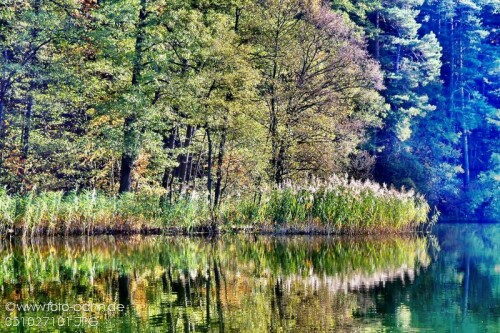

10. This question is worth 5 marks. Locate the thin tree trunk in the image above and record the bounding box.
[161,126,177,203]
[375,10,380,60]
[185,152,195,190]
[270,81,280,184]
[269,24,281,186]
[119,0,147,193]
[205,262,211,328]
[166,126,183,200]
[235,7,241,32]
[206,126,213,210]
[0,97,7,173]
[450,16,455,117]
[189,151,200,188]
[190,133,206,189]
[17,0,41,185]
[182,271,190,332]
[462,255,470,316]
[119,114,139,193]
[463,127,470,189]
[458,10,470,191]
[214,125,227,208]
[213,258,225,332]
[275,143,285,185]
[177,124,196,194]
[0,98,4,157]
[21,92,33,160]
[21,0,40,161]
[395,42,402,73]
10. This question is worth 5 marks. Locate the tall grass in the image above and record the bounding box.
[218,175,432,233]
[0,176,433,236]
[0,188,211,236]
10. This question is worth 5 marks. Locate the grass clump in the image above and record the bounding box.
[218,175,432,233]
[0,175,432,236]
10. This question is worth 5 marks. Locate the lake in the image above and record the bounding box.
[0,224,498,332]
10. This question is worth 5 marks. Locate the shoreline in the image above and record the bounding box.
[1,223,433,238]
[0,180,432,238]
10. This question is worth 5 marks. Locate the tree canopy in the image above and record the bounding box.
[0,0,498,220]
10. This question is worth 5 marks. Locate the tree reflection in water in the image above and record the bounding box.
[0,227,497,332]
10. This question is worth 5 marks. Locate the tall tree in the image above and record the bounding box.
[0,0,82,190]
[245,0,384,184]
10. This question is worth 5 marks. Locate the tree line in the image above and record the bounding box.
[0,0,498,220]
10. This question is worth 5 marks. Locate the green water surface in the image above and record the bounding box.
[0,224,498,332]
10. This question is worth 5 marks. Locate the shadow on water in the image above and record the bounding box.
[0,224,498,332]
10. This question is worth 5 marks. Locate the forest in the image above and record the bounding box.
[0,0,498,233]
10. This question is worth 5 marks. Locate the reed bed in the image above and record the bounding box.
[0,189,210,236]
[0,176,432,236]
[218,176,432,233]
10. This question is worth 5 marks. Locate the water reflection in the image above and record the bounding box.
[0,225,497,332]
[357,224,500,332]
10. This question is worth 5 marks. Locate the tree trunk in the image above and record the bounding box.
[19,0,39,164]
[119,114,139,193]
[21,92,33,160]
[118,0,147,193]
[395,42,402,73]
[213,258,225,332]
[462,255,470,316]
[274,278,285,325]
[206,126,213,209]
[160,127,178,205]
[161,127,177,190]
[269,24,281,186]
[0,98,4,148]
[190,132,206,189]
[118,274,131,310]
[182,270,191,331]
[235,7,241,32]
[178,125,196,193]
[463,128,470,189]
[375,10,380,60]
[205,262,211,328]
[275,143,285,185]
[0,98,4,170]
[458,10,470,191]
[214,126,227,208]
[449,16,455,119]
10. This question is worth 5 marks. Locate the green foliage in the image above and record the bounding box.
[333,0,500,218]
[468,153,500,220]
[0,0,497,223]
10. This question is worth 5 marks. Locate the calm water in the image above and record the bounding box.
[0,224,498,332]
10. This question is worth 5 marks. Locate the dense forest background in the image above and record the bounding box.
[0,0,498,221]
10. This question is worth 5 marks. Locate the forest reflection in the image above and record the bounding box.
[0,227,500,332]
